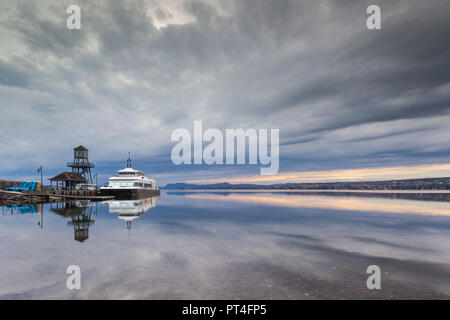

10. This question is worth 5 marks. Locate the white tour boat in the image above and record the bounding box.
[100,155,160,199]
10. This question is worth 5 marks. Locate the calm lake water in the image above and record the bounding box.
[0,191,449,299]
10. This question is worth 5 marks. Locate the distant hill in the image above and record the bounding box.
[164,182,233,189]
[163,177,450,190]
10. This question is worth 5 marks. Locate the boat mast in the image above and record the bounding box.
[127,152,132,168]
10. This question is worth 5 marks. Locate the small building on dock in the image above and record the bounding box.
[49,171,87,191]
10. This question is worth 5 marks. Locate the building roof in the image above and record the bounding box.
[51,206,86,217]
[49,171,87,182]
[118,167,142,173]
[74,145,88,151]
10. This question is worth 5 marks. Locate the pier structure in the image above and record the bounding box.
[0,189,113,206]
[0,145,159,206]
[67,146,95,184]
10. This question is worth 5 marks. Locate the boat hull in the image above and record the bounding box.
[100,188,160,200]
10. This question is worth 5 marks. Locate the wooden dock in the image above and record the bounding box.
[0,189,114,206]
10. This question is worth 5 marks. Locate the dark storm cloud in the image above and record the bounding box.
[0,0,449,183]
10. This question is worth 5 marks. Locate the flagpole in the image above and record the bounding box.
[38,165,43,190]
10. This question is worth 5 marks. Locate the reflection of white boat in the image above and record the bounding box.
[105,197,157,233]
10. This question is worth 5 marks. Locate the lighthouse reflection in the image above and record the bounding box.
[105,197,158,235]
[50,200,96,243]
[46,197,158,242]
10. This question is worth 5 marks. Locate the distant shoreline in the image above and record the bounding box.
[164,189,450,203]
[163,177,450,191]
[164,189,450,194]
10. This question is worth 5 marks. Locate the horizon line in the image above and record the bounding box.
[182,163,450,185]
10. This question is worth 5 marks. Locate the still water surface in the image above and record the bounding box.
[0,191,449,299]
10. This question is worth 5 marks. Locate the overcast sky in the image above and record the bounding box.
[0,0,449,185]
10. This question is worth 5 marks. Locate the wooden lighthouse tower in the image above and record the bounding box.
[67,146,95,184]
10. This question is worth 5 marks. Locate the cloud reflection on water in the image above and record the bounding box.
[184,192,450,216]
[0,192,449,299]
